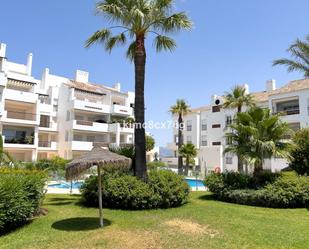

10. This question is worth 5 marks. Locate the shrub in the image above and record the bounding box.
[147,161,166,171]
[206,171,309,208]
[81,170,189,210]
[148,170,190,208]
[0,169,46,233]
[289,128,309,175]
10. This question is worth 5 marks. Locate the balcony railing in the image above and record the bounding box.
[4,136,34,145]
[274,109,300,116]
[6,111,37,121]
[38,141,51,147]
[75,119,108,126]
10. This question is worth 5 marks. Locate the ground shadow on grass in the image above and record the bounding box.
[198,193,216,201]
[52,217,111,231]
[47,201,74,206]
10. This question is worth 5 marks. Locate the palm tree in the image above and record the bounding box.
[223,85,255,172]
[179,143,197,176]
[223,85,255,113]
[225,107,292,174]
[170,99,191,175]
[273,35,309,78]
[85,0,192,181]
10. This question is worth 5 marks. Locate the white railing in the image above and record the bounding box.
[111,104,133,116]
[73,120,109,132]
[4,88,37,103]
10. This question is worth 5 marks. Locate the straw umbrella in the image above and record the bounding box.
[65,145,131,227]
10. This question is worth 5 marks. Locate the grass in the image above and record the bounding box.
[1,192,309,249]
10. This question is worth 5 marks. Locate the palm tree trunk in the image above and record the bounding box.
[237,156,243,173]
[237,107,243,173]
[253,161,263,176]
[134,36,147,181]
[184,159,189,176]
[178,114,184,175]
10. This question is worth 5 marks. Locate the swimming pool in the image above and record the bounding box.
[185,179,205,188]
[48,178,205,189]
[48,181,83,189]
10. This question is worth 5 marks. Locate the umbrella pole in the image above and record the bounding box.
[97,166,103,227]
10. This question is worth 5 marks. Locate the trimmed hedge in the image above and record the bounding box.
[80,170,189,210]
[0,169,46,234]
[205,171,309,208]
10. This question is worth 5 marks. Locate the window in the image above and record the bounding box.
[201,119,207,130]
[53,105,58,112]
[225,115,232,126]
[86,136,95,142]
[39,115,50,128]
[187,136,192,144]
[186,120,192,131]
[66,111,71,121]
[212,106,221,112]
[226,156,233,164]
[212,141,221,146]
[212,124,221,128]
[201,135,207,146]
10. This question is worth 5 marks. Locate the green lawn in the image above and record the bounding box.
[1,192,309,249]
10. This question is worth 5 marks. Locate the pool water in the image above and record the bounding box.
[48,182,83,189]
[48,179,205,189]
[185,179,205,188]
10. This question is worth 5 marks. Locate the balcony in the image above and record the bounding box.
[38,141,58,150]
[71,141,109,151]
[274,99,300,116]
[111,104,133,116]
[4,88,37,103]
[1,110,38,126]
[73,120,109,133]
[2,135,36,149]
[275,109,300,116]
[108,123,134,134]
[73,99,110,113]
[39,121,58,132]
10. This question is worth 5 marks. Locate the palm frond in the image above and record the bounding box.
[161,12,192,32]
[126,41,137,61]
[85,29,111,48]
[105,33,127,52]
[153,35,176,52]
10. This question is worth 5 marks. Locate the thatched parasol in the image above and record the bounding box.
[65,145,131,227]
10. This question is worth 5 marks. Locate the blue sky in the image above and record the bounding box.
[0,0,308,146]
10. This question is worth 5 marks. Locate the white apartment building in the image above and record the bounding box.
[0,43,135,162]
[165,79,309,176]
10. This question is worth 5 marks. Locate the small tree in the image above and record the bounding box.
[225,107,292,174]
[170,99,191,175]
[146,134,155,152]
[223,85,255,173]
[289,128,309,175]
[179,143,197,176]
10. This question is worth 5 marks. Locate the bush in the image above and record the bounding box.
[290,128,309,175]
[148,170,190,208]
[81,170,189,210]
[205,171,309,208]
[147,161,166,171]
[0,169,46,233]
